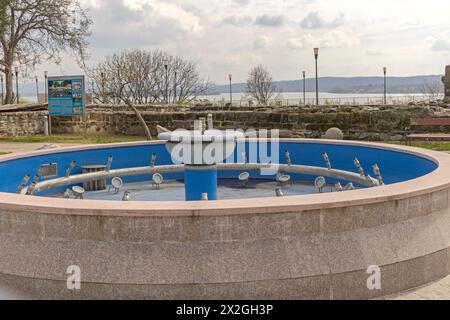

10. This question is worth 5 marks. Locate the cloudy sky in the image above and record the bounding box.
[40,0,450,84]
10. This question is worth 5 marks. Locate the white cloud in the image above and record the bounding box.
[429,31,450,51]
[222,15,253,26]
[320,30,359,48]
[37,0,450,83]
[255,14,285,27]
[300,12,345,29]
[365,49,385,56]
[287,31,359,49]
[125,0,203,34]
[286,35,314,49]
[232,0,251,5]
[88,0,203,50]
[253,36,271,49]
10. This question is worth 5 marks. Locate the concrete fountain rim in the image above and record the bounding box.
[0,138,448,217]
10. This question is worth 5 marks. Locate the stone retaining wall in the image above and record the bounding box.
[50,104,441,141]
[0,111,47,137]
[2,103,450,140]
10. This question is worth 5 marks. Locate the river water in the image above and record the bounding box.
[23,92,438,105]
[199,92,437,105]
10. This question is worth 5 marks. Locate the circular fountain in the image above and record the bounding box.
[0,117,449,299]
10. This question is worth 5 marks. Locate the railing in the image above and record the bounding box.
[197,94,445,108]
[88,94,445,109]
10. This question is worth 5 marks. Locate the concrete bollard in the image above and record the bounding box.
[207,114,214,130]
[44,116,49,136]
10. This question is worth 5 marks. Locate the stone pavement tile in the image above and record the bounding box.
[383,276,450,300]
[391,293,429,300]
[413,283,450,300]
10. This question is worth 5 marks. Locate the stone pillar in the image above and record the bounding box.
[442,65,450,99]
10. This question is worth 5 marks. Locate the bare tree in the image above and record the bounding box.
[89,49,212,105]
[88,49,213,140]
[245,64,279,106]
[0,1,9,34]
[0,0,92,104]
[89,51,152,140]
[421,79,444,101]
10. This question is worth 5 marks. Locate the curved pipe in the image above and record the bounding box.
[30,163,378,194]
[219,163,378,187]
[31,165,185,194]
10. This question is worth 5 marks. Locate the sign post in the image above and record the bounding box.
[47,75,86,135]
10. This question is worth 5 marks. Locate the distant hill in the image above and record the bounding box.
[204,75,444,95]
[17,74,444,100]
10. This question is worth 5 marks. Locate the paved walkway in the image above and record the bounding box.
[0,142,79,155]
[382,276,450,300]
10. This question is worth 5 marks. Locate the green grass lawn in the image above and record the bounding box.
[0,151,10,156]
[0,135,146,145]
[386,141,450,151]
[1,134,450,153]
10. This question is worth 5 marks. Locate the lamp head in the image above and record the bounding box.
[228,74,232,81]
[163,57,169,67]
[314,47,319,57]
[14,66,18,73]
[383,67,387,74]
[44,71,48,77]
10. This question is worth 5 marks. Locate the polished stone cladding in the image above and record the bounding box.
[0,140,448,299]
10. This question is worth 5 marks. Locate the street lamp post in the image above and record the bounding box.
[35,76,39,102]
[100,71,105,104]
[91,80,95,104]
[314,48,319,106]
[173,71,177,104]
[228,74,233,106]
[14,67,19,104]
[44,70,50,135]
[44,71,48,103]
[383,67,387,105]
[163,57,169,104]
[1,75,3,105]
[302,71,306,106]
[111,77,116,105]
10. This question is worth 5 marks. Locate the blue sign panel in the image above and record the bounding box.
[48,75,85,116]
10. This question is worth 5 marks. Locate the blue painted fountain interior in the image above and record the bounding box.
[0,142,438,198]
[184,165,218,201]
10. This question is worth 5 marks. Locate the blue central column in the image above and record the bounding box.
[184,165,218,201]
